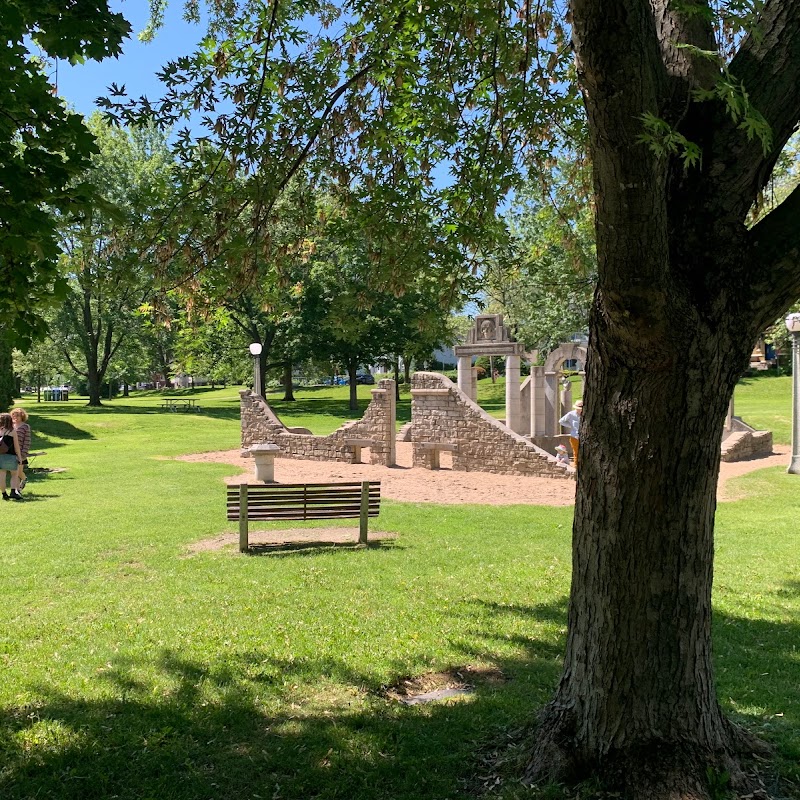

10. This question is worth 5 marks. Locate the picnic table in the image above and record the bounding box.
[160,398,201,412]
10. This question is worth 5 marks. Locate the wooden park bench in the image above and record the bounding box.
[227,481,381,552]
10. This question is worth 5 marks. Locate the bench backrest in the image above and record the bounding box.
[226,481,381,522]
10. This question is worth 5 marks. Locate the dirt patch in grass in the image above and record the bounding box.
[382,664,506,704]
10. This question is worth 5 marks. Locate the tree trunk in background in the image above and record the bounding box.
[0,335,14,411]
[347,359,358,410]
[282,362,295,401]
[393,357,401,401]
[403,356,411,387]
[86,362,102,407]
[123,381,129,397]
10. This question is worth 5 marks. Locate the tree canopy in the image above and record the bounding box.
[0,0,130,346]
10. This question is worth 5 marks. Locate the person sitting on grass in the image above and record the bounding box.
[0,412,23,501]
[11,408,30,492]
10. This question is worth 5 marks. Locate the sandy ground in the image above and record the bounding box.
[178,441,791,508]
[181,442,790,551]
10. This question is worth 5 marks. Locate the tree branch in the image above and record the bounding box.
[570,0,672,293]
[716,0,800,218]
[746,182,800,331]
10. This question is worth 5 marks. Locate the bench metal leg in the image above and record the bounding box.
[359,480,369,545]
[239,484,249,552]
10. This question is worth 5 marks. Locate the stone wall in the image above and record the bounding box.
[240,379,396,465]
[410,372,573,479]
[720,430,773,462]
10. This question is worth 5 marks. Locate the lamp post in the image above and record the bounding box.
[786,313,800,475]
[249,342,263,397]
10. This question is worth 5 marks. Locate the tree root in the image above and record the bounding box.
[523,704,774,800]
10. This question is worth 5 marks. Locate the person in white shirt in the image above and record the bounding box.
[559,400,583,467]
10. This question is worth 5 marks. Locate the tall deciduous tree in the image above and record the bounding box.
[55,119,173,406]
[0,0,130,346]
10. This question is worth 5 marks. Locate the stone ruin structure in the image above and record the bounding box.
[239,318,771,476]
[454,313,526,433]
[410,372,572,478]
[241,379,397,466]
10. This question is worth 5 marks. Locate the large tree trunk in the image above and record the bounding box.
[86,362,103,407]
[528,299,762,795]
[347,359,358,411]
[524,2,800,795]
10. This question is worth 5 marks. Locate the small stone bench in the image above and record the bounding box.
[417,441,457,470]
[344,437,372,464]
[249,444,282,482]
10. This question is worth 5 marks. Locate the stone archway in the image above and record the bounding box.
[453,314,526,433]
[529,342,587,441]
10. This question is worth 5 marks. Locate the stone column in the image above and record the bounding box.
[457,356,472,396]
[561,381,573,418]
[471,367,478,402]
[725,397,735,432]
[529,366,546,437]
[505,354,522,433]
[385,379,397,466]
[544,372,558,436]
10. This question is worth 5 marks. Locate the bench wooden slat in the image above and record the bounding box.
[227,505,380,517]
[226,488,380,500]
[228,499,381,511]
[232,481,372,490]
[230,481,381,551]
[228,510,380,521]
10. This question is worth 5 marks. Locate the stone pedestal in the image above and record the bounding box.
[249,443,281,482]
[505,354,521,433]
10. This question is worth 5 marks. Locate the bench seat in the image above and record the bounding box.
[227,481,381,551]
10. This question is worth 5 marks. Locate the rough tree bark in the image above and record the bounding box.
[526,2,800,797]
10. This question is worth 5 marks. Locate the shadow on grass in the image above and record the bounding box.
[244,539,403,557]
[0,599,569,800]
[2,601,798,799]
[27,401,243,423]
[26,416,95,450]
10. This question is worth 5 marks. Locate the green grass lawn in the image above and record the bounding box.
[734,373,794,445]
[0,381,798,799]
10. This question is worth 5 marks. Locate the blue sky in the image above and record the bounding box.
[54,1,204,117]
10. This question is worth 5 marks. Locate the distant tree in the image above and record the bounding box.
[53,119,173,406]
[0,335,14,410]
[487,161,596,354]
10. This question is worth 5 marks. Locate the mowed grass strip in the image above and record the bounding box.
[0,382,797,799]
